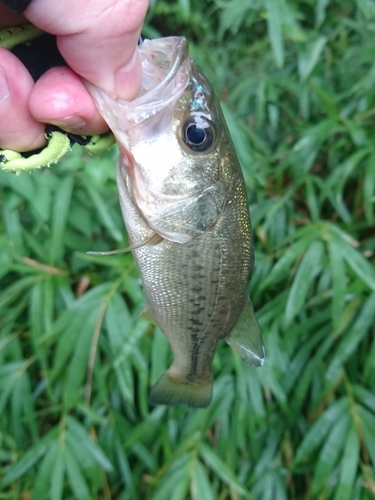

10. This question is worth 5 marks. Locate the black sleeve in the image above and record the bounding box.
[12,34,67,81]
[0,0,33,14]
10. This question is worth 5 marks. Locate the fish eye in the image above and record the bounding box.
[181,116,215,152]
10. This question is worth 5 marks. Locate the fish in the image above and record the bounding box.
[86,37,265,408]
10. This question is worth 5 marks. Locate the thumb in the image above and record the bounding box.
[24,0,149,99]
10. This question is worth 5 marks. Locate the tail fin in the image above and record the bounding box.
[149,371,213,408]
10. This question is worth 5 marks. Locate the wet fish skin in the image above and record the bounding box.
[88,38,264,408]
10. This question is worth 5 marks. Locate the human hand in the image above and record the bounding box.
[0,0,149,152]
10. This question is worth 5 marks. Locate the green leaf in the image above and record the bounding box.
[341,243,375,292]
[1,439,49,486]
[299,37,327,81]
[315,0,331,27]
[150,455,190,500]
[285,240,324,323]
[358,405,375,467]
[291,118,338,172]
[326,293,375,381]
[200,444,250,498]
[85,182,123,242]
[0,274,43,309]
[266,0,284,68]
[33,440,59,500]
[353,385,375,413]
[66,416,113,472]
[64,447,91,500]
[294,398,348,462]
[2,203,25,255]
[356,0,375,18]
[310,79,340,118]
[50,449,65,500]
[261,226,318,289]
[327,237,346,331]
[333,424,360,500]
[191,460,216,500]
[49,176,74,265]
[150,327,170,386]
[312,413,350,494]
[364,153,375,223]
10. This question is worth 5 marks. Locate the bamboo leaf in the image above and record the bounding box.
[266,0,284,68]
[85,182,123,242]
[50,449,65,500]
[66,416,113,472]
[312,413,350,494]
[294,398,348,462]
[150,455,190,500]
[326,293,375,381]
[33,440,59,500]
[285,240,324,323]
[1,439,49,486]
[64,447,91,500]
[200,444,250,498]
[327,237,346,331]
[333,424,360,500]
[299,37,327,81]
[49,176,74,265]
[191,460,216,500]
[261,227,317,289]
[357,405,375,467]
[341,244,375,292]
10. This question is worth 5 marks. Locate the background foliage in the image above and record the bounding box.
[1,0,375,498]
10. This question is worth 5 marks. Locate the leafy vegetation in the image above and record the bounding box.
[1,0,375,498]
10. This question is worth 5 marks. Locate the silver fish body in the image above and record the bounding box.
[87,37,264,408]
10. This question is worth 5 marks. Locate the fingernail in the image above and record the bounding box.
[0,70,10,101]
[114,51,142,100]
[53,115,87,130]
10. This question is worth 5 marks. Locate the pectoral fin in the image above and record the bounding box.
[226,298,265,367]
[87,233,163,256]
[139,304,157,325]
[149,186,226,243]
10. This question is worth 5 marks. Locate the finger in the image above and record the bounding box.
[24,0,149,99]
[58,33,143,101]
[29,67,108,135]
[0,47,46,151]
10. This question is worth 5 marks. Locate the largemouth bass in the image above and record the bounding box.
[87,37,264,408]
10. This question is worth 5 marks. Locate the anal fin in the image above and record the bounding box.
[225,297,265,367]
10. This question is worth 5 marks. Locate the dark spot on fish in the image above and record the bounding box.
[187,325,201,334]
[189,318,204,326]
[195,306,205,314]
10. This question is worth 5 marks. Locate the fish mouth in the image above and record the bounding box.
[137,37,190,107]
[86,37,191,146]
